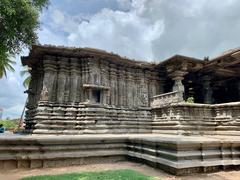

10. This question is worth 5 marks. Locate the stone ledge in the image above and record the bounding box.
[0,134,240,175]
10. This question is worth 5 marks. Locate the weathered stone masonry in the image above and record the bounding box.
[22,45,240,135]
[23,46,163,134]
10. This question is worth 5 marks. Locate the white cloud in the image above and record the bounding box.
[2,0,240,118]
[39,0,240,60]
[40,2,165,61]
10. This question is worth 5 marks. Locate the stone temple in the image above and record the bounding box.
[21,45,240,135]
[1,45,239,175]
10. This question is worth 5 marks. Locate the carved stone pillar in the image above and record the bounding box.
[127,68,134,108]
[172,76,185,92]
[170,71,186,92]
[170,71,187,101]
[57,58,68,103]
[81,58,90,102]
[139,70,148,107]
[69,58,79,103]
[41,56,57,102]
[117,67,123,107]
[145,70,152,106]
[202,75,213,104]
[109,64,117,106]
[100,61,109,105]
[134,69,141,107]
[125,69,131,107]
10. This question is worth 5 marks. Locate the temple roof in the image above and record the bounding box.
[22,45,240,75]
[199,48,240,78]
[21,44,156,69]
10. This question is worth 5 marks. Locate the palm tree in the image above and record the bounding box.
[20,67,31,88]
[0,53,15,78]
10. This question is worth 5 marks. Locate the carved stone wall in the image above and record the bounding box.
[24,55,161,134]
[152,102,240,136]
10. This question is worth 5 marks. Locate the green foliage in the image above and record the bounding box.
[186,97,194,103]
[0,50,15,77]
[0,0,48,77]
[20,66,31,88]
[0,119,18,129]
[21,169,155,180]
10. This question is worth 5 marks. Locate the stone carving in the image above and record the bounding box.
[40,86,49,101]
[151,91,184,108]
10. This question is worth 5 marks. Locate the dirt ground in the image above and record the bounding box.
[0,161,240,180]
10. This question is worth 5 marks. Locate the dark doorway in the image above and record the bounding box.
[92,90,101,103]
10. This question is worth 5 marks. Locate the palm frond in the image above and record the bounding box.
[23,76,31,88]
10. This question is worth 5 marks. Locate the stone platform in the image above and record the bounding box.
[0,134,240,175]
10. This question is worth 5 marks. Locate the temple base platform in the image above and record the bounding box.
[0,134,240,175]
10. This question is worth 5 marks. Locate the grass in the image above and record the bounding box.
[0,119,18,129]
[21,169,155,180]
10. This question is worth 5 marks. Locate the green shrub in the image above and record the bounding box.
[186,97,194,103]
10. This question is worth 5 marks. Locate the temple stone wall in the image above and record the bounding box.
[152,102,240,136]
[24,55,161,134]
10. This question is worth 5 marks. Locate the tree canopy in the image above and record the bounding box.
[0,0,48,77]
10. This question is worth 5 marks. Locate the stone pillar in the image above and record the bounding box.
[81,58,90,102]
[139,70,148,107]
[170,71,186,92]
[172,76,185,92]
[127,68,134,108]
[109,64,118,106]
[117,68,123,107]
[122,69,127,107]
[41,56,57,102]
[75,58,82,103]
[170,71,187,101]
[69,58,79,103]
[134,69,141,107]
[145,70,152,106]
[100,61,109,105]
[125,69,130,107]
[57,58,68,103]
[202,75,213,104]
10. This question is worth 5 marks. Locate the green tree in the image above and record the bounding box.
[0,0,49,77]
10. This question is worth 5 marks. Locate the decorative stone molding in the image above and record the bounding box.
[152,102,240,136]
[151,91,184,108]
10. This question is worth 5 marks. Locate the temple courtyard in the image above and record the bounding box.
[1,161,240,180]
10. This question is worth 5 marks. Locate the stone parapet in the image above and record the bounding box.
[151,91,184,108]
[152,102,240,136]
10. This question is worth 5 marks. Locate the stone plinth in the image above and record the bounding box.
[1,134,240,175]
[25,101,152,134]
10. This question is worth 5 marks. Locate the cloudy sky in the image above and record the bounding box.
[1,0,240,118]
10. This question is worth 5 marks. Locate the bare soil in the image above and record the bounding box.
[0,161,240,180]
